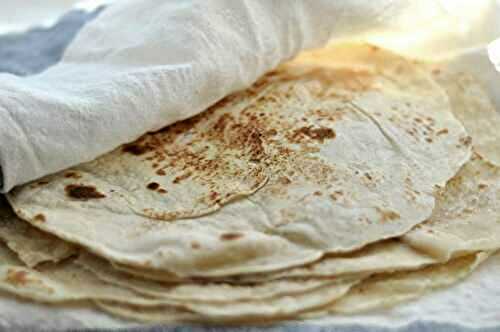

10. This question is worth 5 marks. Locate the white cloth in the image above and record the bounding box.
[0,0,490,192]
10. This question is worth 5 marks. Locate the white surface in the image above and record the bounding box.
[0,0,466,193]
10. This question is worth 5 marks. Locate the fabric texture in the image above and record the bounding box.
[0,0,472,193]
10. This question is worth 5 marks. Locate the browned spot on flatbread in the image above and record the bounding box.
[147,182,160,190]
[478,183,488,190]
[290,126,336,143]
[173,171,193,184]
[376,207,401,223]
[432,68,441,75]
[460,136,472,147]
[158,189,168,194]
[266,129,278,136]
[436,128,449,136]
[64,172,81,179]
[65,185,106,200]
[278,176,292,185]
[5,269,30,286]
[122,143,151,156]
[220,233,244,241]
[191,242,201,249]
[33,214,46,223]
[156,169,166,176]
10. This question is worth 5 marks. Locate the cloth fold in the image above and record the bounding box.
[0,0,496,192]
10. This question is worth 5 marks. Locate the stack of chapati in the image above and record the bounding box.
[1,43,500,324]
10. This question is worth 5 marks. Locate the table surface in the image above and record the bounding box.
[0,8,498,332]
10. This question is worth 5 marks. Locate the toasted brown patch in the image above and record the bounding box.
[122,143,151,156]
[459,136,472,147]
[330,190,343,201]
[436,128,449,136]
[64,172,81,179]
[158,189,168,194]
[278,176,292,185]
[65,185,106,200]
[33,214,46,223]
[290,126,336,143]
[147,182,160,190]
[220,233,244,241]
[191,242,201,249]
[173,171,193,184]
[478,183,488,190]
[5,269,30,286]
[376,207,401,223]
[156,169,166,176]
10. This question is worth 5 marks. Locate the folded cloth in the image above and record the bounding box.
[0,0,486,192]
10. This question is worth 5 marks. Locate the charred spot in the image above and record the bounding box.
[313,191,322,196]
[425,138,433,143]
[33,214,46,223]
[266,129,278,136]
[364,173,372,181]
[65,184,106,200]
[212,113,234,133]
[156,169,166,176]
[64,171,81,179]
[158,189,168,194]
[460,136,472,147]
[173,171,193,184]
[478,183,488,190]
[122,143,151,156]
[191,241,201,249]
[147,182,160,190]
[291,126,336,143]
[436,128,449,136]
[278,176,292,185]
[220,232,244,241]
[209,191,220,201]
[5,269,30,286]
[330,190,343,202]
[37,181,49,186]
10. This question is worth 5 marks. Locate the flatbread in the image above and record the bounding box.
[0,240,362,321]
[111,240,434,283]
[109,153,500,284]
[403,154,500,260]
[95,253,488,322]
[318,252,489,315]
[7,44,470,277]
[76,251,347,303]
[0,196,77,267]
[429,67,500,165]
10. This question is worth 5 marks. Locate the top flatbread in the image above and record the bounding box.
[7,44,470,277]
